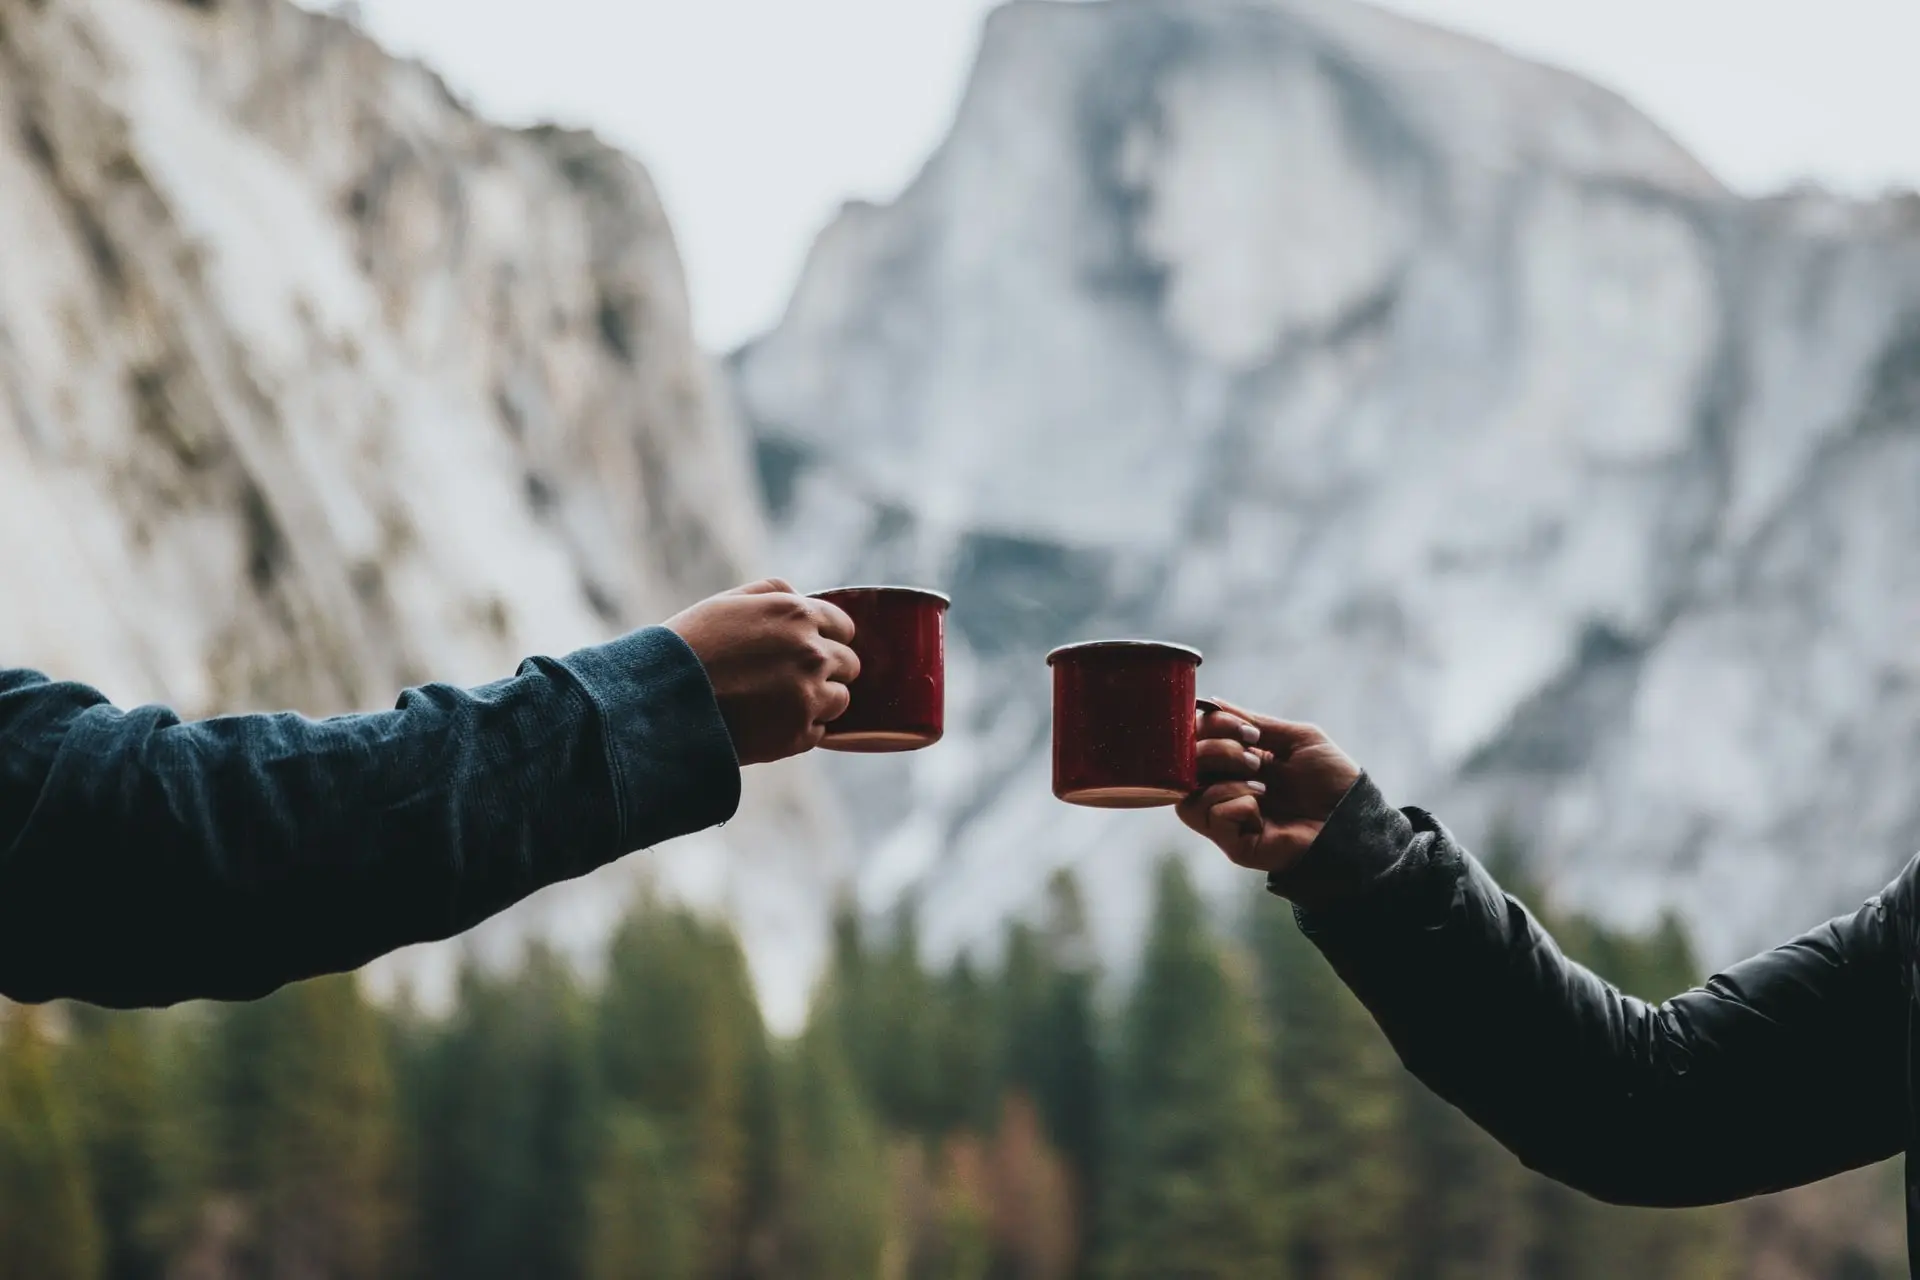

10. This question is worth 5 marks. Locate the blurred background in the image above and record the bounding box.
[3,0,1917,1275]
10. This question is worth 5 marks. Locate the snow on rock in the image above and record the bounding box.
[735,0,1920,975]
[0,0,844,1032]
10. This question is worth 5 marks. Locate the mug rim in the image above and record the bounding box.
[809,585,951,606]
[1046,639,1203,665]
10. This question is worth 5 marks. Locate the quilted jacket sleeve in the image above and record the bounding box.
[1282,776,1909,1206]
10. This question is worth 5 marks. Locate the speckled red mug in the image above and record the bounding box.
[811,586,949,753]
[1048,640,1209,808]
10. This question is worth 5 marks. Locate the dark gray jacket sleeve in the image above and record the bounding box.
[0,626,739,1008]
[1279,776,1909,1206]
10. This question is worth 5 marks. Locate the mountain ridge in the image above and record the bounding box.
[0,0,845,1030]
[735,0,1920,975]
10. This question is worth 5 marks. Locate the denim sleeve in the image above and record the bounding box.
[0,626,739,1007]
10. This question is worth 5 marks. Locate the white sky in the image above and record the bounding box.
[340,0,1920,352]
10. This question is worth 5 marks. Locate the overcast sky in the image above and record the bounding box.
[342,0,1920,352]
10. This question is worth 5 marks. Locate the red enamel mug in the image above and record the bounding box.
[1048,640,1212,808]
[811,586,949,753]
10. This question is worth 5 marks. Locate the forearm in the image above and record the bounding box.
[0,627,739,1007]
[1281,778,1906,1205]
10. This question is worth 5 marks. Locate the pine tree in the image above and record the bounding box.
[823,902,876,1099]
[982,1093,1077,1280]
[64,1005,164,1280]
[826,899,966,1139]
[205,974,398,1279]
[585,1107,699,1280]
[0,1005,103,1280]
[771,1023,890,1279]
[598,896,766,1276]
[1250,903,1409,1279]
[413,949,599,1280]
[382,982,436,1280]
[1036,872,1104,1275]
[1102,857,1286,1279]
[928,1133,995,1280]
[872,904,944,1133]
[995,872,1103,1276]
[999,923,1049,1099]
[130,1005,223,1275]
[930,955,997,1136]
[737,1006,783,1278]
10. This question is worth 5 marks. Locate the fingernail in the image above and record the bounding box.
[1243,751,1262,772]
[1247,780,1267,794]
[1238,724,1260,745]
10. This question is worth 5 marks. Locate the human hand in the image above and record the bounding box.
[665,579,860,766]
[1176,700,1362,875]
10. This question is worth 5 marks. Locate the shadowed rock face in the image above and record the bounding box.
[734,0,1920,972]
[0,0,843,1030]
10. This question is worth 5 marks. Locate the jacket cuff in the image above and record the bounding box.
[1266,772,1416,911]
[556,626,741,852]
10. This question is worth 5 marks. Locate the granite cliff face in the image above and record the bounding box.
[734,0,1920,970]
[8,0,1917,1009]
[0,0,843,1027]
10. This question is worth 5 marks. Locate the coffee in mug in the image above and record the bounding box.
[811,586,949,752]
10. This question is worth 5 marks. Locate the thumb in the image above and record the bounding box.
[731,577,796,596]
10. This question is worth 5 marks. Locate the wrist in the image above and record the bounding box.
[1264,772,1411,911]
